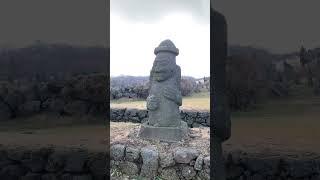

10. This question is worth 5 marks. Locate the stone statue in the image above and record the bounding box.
[139,39,188,142]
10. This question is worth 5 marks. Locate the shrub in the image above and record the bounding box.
[226,55,270,111]
[180,78,197,96]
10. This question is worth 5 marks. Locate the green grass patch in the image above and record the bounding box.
[110,91,210,110]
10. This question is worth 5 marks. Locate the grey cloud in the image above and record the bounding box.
[214,0,320,53]
[0,0,108,47]
[111,0,210,24]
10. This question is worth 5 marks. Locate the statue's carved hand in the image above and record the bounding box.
[147,95,159,111]
[163,87,178,102]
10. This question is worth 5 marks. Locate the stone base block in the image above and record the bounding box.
[139,121,189,142]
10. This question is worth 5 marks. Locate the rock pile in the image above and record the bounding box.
[111,145,210,180]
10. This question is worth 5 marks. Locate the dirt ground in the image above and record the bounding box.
[110,122,210,156]
[110,121,320,159]
[0,125,108,151]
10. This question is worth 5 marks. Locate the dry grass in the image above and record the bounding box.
[0,114,108,151]
[227,93,320,155]
[110,122,210,156]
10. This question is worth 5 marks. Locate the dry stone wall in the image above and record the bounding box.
[1,145,320,179]
[224,151,320,180]
[110,143,320,180]
[0,74,108,121]
[0,146,108,180]
[110,108,210,128]
[110,144,210,180]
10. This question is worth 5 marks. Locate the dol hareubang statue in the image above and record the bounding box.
[147,40,182,127]
[139,39,188,142]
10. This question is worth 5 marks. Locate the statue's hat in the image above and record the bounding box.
[154,39,179,56]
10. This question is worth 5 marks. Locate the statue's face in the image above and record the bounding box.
[151,57,175,82]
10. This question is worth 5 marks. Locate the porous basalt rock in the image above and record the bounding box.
[110,144,125,161]
[140,146,159,178]
[173,148,200,164]
[159,152,175,168]
[125,146,140,162]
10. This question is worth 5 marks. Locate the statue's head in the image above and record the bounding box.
[151,57,176,82]
[151,39,179,82]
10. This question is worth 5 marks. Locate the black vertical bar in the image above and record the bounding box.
[211,6,230,180]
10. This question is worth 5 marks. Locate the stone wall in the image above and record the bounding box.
[110,144,320,180]
[0,146,108,180]
[110,108,210,127]
[224,151,320,180]
[110,77,204,100]
[1,145,320,180]
[110,144,210,180]
[0,74,108,121]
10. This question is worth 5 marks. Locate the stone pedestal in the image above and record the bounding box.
[139,121,188,142]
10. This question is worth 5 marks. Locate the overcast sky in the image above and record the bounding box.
[214,0,320,54]
[0,0,108,48]
[2,1,318,76]
[110,0,210,78]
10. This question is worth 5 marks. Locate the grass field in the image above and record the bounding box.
[110,91,210,110]
[0,114,108,151]
[228,94,320,155]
